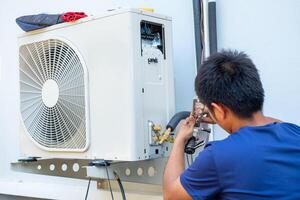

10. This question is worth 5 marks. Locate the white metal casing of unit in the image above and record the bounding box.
[19,9,175,161]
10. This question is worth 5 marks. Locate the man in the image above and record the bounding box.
[163,50,300,200]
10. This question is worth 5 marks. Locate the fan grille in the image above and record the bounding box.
[19,39,88,150]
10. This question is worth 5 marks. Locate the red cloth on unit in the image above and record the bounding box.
[62,12,87,22]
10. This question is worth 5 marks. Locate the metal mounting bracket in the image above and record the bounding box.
[11,157,168,185]
[85,157,167,185]
[11,129,209,185]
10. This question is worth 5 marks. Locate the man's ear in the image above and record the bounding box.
[211,102,226,121]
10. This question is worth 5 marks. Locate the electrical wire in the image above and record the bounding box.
[114,171,126,200]
[104,162,114,200]
[84,177,91,200]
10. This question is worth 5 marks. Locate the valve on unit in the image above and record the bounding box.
[150,98,212,154]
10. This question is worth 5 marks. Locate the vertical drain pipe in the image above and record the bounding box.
[192,0,202,72]
[208,0,218,55]
[193,0,218,69]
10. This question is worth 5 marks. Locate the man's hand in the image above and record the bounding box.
[176,116,196,143]
[164,115,195,200]
[163,108,214,200]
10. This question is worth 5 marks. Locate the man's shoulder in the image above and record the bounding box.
[205,122,300,163]
[208,122,300,147]
[279,122,300,131]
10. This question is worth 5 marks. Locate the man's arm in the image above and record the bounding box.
[163,116,195,200]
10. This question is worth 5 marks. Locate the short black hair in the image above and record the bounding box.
[195,50,264,118]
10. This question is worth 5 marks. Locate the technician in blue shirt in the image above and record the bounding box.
[163,50,300,200]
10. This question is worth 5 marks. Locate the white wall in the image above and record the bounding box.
[1,0,300,199]
[0,0,196,199]
[214,0,300,140]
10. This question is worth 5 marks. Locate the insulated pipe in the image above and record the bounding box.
[166,111,191,131]
[192,0,202,71]
[159,111,190,144]
[208,0,218,54]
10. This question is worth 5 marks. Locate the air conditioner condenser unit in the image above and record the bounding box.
[18,9,175,161]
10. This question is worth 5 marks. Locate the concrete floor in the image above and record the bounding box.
[0,195,49,200]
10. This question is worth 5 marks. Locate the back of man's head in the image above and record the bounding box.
[195,50,264,119]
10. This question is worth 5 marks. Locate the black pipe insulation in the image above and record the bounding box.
[208,1,218,55]
[193,0,202,71]
[166,111,191,131]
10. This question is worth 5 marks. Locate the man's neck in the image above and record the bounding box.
[231,112,281,133]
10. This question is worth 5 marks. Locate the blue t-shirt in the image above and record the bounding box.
[180,122,300,200]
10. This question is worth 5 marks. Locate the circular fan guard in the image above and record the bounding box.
[19,39,88,150]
